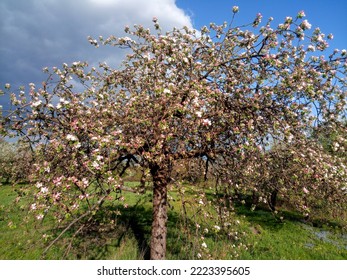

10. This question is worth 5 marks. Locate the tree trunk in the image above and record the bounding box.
[150,163,169,260]
[268,189,278,212]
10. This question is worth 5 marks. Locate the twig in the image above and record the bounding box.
[42,194,108,257]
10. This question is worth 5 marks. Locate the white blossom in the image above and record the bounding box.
[123,37,131,41]
[307,45,315,52]
[40,187,49,194]
[163,88,171,95]
[36,214,44,220]
[82,178,89,186]
[96,155,103,161]
[32,100,42,107]
[301,20,312,30]
[66,134,78,141]
[202,119,211,126]
[316,34,324,43]
[92,161,100,169]
[60,98,70,105]
[214,225,221,232]
[232,6,239,13]
[74,142,81,148]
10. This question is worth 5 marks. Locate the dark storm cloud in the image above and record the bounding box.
[0,0,192,90]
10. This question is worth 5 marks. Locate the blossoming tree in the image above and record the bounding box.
[0,139,32,184]
[1,8,346,259]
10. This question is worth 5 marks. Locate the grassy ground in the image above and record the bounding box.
[0,182,346,260]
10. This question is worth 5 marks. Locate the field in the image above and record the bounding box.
[0,182,346,260]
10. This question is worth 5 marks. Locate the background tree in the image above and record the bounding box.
[0,138,32,184]
[312,120,347,158]
[247,141,347,216]
[1,9,346,259]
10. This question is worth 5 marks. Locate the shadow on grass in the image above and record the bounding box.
[233,200,305,232]
[47,202,186,260]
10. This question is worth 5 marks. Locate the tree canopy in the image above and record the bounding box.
[1,9,346,259]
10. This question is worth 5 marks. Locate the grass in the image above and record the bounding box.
[0,182,346,260]
[0,183,63,259]
[235,205,347,259]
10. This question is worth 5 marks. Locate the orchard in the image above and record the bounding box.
[1,8,346,259]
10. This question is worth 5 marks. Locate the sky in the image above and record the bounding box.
[1,0,346,102]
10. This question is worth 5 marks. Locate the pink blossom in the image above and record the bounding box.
[53,192,61,201]
[70,176,78,183]
[297,10,306,18]
[53,176,63,186]
[71,119,79,129]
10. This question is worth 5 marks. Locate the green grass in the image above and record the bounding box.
[0,183,346,260]
[0,183,63,259]
[235,206,347,259]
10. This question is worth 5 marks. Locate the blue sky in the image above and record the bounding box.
[177,0,347,50]
[0,0,346,99]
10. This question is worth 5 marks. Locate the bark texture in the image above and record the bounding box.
[150,164,169,260]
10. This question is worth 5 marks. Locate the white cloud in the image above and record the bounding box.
[89,0,121,5]
[0,0,192,88]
